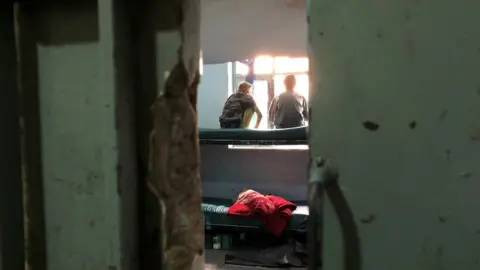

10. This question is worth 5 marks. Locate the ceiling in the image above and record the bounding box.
[201,0,307,64]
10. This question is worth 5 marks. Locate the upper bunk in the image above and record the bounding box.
[199,0,308,145]
[198,126,308,145]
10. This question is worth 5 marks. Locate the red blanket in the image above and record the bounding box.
[265,195,297,237]
[227,190,296,236]
[227,189,275,219]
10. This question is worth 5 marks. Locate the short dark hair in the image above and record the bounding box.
[284,74,296,90]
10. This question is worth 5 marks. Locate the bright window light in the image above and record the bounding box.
[235,61,249,75]
[236,56,308,76]
[253,56,274,74]
[274,57,309,73]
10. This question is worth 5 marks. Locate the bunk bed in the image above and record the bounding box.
[199,126,307,145]
[199,127,309,233]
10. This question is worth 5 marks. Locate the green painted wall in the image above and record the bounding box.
[309,0,480,269]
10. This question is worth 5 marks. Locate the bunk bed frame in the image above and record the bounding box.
[199,126,307,145]
[199,127,309,233]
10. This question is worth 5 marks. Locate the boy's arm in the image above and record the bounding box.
[302,97,309,120]
[253,105,263,129]
[268,97,278,128]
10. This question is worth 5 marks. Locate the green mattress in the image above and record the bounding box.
[198,127,307,145]
[202,198,308,231]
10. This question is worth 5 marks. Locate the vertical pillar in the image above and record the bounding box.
[134,0,203,269]
[16,1,137,269]
[309,0,480,269]
[0,4,24,270]
[15,3,47,269]
[98,0,138,269]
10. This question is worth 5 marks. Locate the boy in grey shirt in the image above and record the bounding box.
[268,75,308,129]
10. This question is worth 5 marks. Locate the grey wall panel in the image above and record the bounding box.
[201,0,307,63]
[201,145,309,201]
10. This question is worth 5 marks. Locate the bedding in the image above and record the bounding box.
[198,126,307,144]
[202,198,308,232]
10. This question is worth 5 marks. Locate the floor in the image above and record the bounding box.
[205,250,290,270]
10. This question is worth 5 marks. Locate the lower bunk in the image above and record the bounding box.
[203,197,308,232]
[202,197,309,268]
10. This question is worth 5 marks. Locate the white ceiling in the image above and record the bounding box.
[201,0,307,64]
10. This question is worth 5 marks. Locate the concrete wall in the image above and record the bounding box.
[201,0,307,63]
[18,2,137,270]
[198,63,232,128]
[201,145,308,201]
[308,0,480,269]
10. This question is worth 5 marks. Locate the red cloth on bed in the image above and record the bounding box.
[227,189,275,220]
[227,190,297,237]
[265,195,297,237]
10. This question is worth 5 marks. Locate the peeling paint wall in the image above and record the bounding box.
[147,0,204,268]
[133,0,203,269]
[308,0,480,269]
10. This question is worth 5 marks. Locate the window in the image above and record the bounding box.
[230,56,310,149]
[274,57,308,73]
[254,56,274,74]
[235,61,249,75]
[248,80,269,129]
[235,56,275,76]
[233,55,309,121]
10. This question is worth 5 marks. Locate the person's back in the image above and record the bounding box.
[219,81,263,128]
[273,91,307,128]
[268,74,308,129]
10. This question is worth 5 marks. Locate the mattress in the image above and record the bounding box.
[202,198,308,231]
[198,127,307,145]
